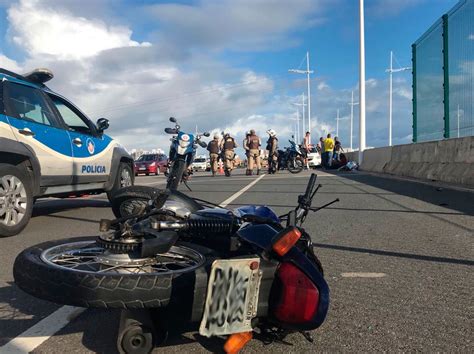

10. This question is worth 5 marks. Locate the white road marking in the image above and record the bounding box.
[137,180,167,186]
[341,272,386,278]
[219,174,266,207]
[0,306,86,353]
[1,173,266,352]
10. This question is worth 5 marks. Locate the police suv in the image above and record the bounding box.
[0,68,134,237]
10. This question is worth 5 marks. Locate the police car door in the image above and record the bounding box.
[3,81,73,185]
[47,95,109,185]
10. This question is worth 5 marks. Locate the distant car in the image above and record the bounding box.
[307,148,322,168]
[134,154,167,176]
[192,156,208,172]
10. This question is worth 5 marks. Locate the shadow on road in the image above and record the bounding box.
[331,171,474,216]
[32,199,110,218]
[0,282,59,346]
[314,243,474,266]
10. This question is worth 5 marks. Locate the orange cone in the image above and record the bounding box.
[219,162,224,175]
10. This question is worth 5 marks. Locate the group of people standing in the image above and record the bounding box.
[206,129,346,176]
[317,134,345,169]
[206,129,279,177]
[206,132,238,177]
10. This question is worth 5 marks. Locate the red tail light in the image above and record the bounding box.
[272,262,319,324]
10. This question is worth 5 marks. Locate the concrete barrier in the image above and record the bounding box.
[342,136,474,187]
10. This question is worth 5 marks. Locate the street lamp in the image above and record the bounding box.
[291,103,301,143]
[386,50,411,146]
[335,109,349,139]
[359,0,366,163]
[293,96,307,140]
[289,51,314,143]
[348,90,359,151]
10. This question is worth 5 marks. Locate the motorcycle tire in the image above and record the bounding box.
[166,160,186,191]
[287,158,304,174]
[110,185,203,218]
[14,237,211,309]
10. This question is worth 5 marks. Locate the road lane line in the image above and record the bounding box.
[219,174,266,207]
[0,306,85,353]
[341,272,386,278]
[137,181,166,186]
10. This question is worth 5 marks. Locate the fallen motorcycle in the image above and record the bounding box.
[14,174,337,354]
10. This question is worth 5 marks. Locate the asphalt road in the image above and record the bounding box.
[0,169,473,353]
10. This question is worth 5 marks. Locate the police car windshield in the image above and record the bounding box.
[194,158,206,162]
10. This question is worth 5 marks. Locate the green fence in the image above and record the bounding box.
[412,0,473,142]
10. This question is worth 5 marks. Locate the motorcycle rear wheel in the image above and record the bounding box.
[14,237,206,309]
[287,158,304,174]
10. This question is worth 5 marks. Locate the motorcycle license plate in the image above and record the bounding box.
[199,258,262,337]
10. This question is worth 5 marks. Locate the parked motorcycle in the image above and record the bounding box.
[165,117,209,190]
[277,138,306,174]
[13,174,337,354]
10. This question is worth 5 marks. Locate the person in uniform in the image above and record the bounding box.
[220,132,238,177]
[243,131,251,173]
[247,129,261,175]
[207,134,221,176]
[266,129,278,174]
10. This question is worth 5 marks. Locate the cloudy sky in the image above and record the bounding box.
[0,0,458,154]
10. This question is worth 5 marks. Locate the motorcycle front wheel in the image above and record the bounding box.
[287,157,304,174]
[14,237,206,309]
[166,159,186,191]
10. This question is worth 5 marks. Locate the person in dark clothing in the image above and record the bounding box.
[207,134,221,176]
[246,129,261,175]
[333,137,344,162]
[266,129,278,174]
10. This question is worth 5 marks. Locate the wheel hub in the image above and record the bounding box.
[0,175,27,226]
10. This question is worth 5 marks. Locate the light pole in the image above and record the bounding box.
[457,104,461,138]
[335,109,349,141]
[293,98,307,140]
[359,0,366,163]
[348,90,359,151]
[289,51,314,143]
[292,104,301,143]
[386,50,411,146]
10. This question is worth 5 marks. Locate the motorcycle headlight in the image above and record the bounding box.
[179,140,190,148]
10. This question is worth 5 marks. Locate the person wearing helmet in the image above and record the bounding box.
[266,129,278,174]
[220,132,238,177]
[247,129,261,175]
[207,133,221,176]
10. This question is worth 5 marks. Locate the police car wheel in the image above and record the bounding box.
[0,164,34,237]
[108,163,134,201]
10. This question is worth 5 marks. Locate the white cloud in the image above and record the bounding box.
[0,54,22,72]
[368,0,427,17]
[146,0,331,51]
[468,34,474,40]
[7,0,150,60]
[317,81,329,90]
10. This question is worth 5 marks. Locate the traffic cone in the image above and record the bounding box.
[219,165,224,175]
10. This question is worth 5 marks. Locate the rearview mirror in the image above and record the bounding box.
[96,118,109,132]
[199,141,207,148]
[203,132,210,137]
[169,117,177,123]
[165,127,177,134]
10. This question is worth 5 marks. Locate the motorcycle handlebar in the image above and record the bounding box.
[304,173,317,200]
